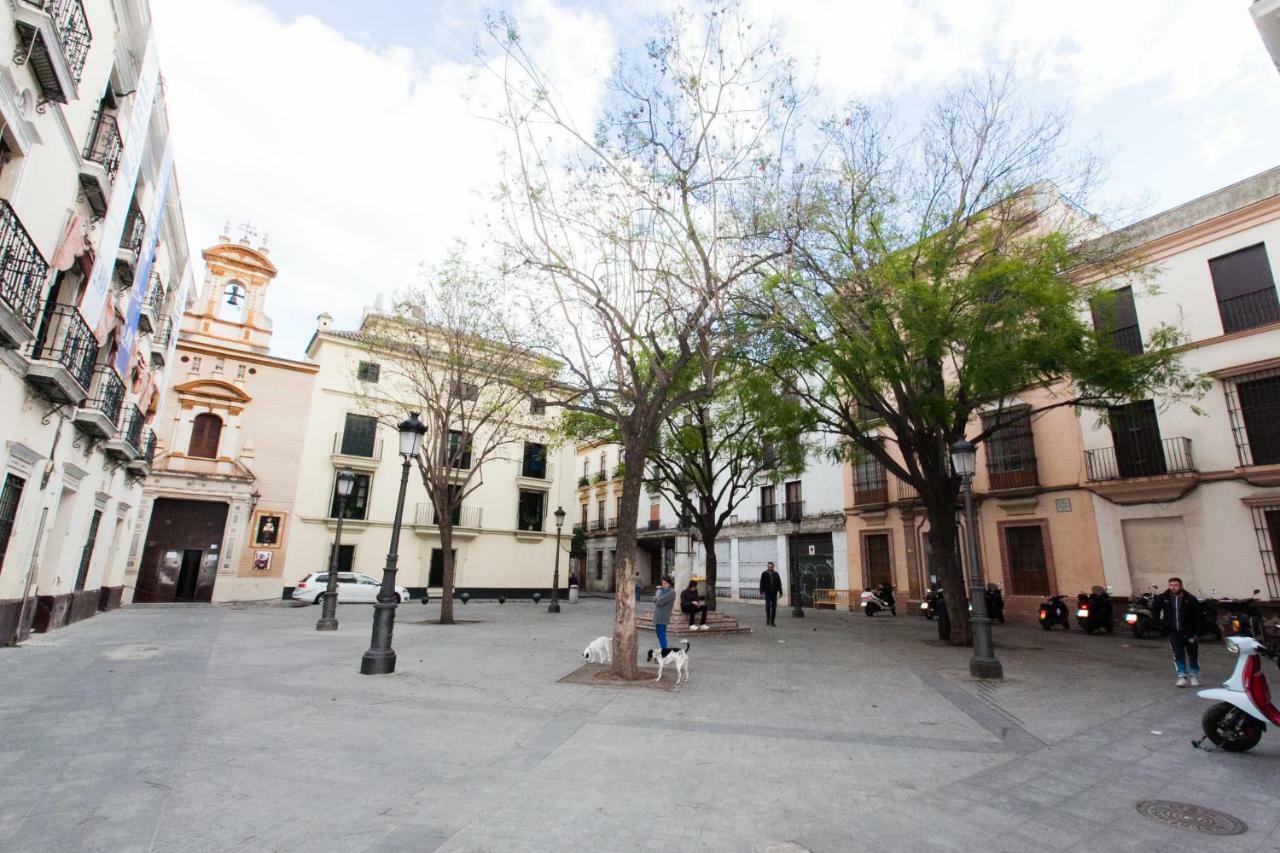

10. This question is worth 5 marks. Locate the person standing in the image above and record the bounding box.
[1153,576,1201,687]
[680,580,709,630]
[760,561,783,627]
[653,576,676,651]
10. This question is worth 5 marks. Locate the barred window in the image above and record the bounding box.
[1004,524,1050,597]
[1224,367,1280,467]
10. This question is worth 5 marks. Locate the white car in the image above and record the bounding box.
[293,572,410,605]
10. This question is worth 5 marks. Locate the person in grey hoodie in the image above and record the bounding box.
[653,575,676,651]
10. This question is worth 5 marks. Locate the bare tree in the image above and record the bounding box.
[359,252,551,624]
[485,2,801,677]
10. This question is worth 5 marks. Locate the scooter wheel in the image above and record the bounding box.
[1040,621,1052,631]
[1201,702,1264,752]
[1131,626,1144,640]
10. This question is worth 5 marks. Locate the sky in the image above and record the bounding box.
[148,0,1280,360]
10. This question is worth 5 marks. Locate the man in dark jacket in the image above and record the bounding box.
[760,562,783,626]
[1153,576,1201,687]
[680,581,708,630]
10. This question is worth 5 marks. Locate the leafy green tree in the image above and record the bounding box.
[762,73,1204,646]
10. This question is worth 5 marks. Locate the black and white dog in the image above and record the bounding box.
[645,638,690,684]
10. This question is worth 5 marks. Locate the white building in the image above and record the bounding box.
[0,0,191,641]
[1253,0,1280,73]
[282,311,578,599]
[1081,167,1280,601]
[574,434,848,606]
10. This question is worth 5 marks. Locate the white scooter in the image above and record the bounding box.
[860,584,896,617]
[1195,634,1280,752]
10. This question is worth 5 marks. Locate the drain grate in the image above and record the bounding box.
[1135,801,1247,836]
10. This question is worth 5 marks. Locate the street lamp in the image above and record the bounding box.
[950,437,1003,680]
[316,467,356,631]
[360,412,427,675]
[548,505,566,613]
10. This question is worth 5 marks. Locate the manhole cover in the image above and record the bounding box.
[1135,801,1247,836]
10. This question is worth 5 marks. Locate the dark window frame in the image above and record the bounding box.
[1209,243,1280,334]
[188,413,223,459]
[1001,522,1052,597]
[1090,285,1143,355]
[330,472,371,520]
[356,361,380,383]
[340,413,378,457]
[0,473,26,576]
[518,489,545,532]
[982,408,1038,489]
[445,429,473,470]
[326,543,355,572]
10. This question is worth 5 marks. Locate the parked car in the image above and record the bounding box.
[293,572,410,605]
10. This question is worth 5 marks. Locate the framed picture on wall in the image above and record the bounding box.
[252,512,285,548]
[252,550,272,572]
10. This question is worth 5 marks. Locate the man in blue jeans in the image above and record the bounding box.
[653,576,676,650]
[1153,576,1201,688]
[759,562,783,626]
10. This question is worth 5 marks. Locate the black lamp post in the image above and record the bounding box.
[360,412,426,675]
[316,467,356,631]
[950,437,1003,680]
[548,505,566,613]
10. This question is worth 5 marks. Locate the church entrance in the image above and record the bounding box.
[136,499,228,603]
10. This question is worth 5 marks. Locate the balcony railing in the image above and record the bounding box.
[29,304,95,393]
[1084,436,1195,481]
[151,316,173,353]
[142,429,156,464]
[606,516,618,530]
[0,200,50,341]
[83,110,123,184]
[120,207,145,257]
[144,274,165,311]
[49,0,91,81]
[84,364,124,424]
[757,504,777,523]
[14,0,92,104]
[413,503,482,528]
[591,518,606,531]
[1218,288,1280,335]
[853,466,889,506]
[119,403,143,452]
[578,475,589,488]
[987,461,1039,491]
[892,477,920,502]
[333,431,382,460]
[782,501,804,523]
[647,519,660,531]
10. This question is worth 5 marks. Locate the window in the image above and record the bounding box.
[595,550,604,580]
[596,499,605,530]
[1090,286,1143,355]
[190,356,201,371]
[530,398,547,415]
[340,413,378,457]
[326,544,355,572]
[214,357,225,374]
[518,490,545,532]
[74,509,103,591]
[1249,506,1280,599]
[1209,244,1280,334]
[522,442,547,478]
[330,472,370,520]
[863,533,892,589]
[429,548,456,587]
[1004,524,1050,596]
[451,380,479,401]
[1106,400,1165,479]
[445,430,472,469]
[759,485,776,522]
[649,502,660,530]
[1229,371,1280,466]
[188,413,222,459]
[580,504,588,528]
[982,410,1038,489]
[0,473,26,576]
[784,481,803,522]
[236,364,246,380]
[583,459,589,478]
[356,361,380,383]
[761,439,777,470]
[853,449,887,505]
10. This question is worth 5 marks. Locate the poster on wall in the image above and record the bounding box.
[252,551,272,572]
[253,513,284,548]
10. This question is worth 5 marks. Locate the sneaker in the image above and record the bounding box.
[1189,675,1200,687]
[698,624,708,631]
[1175,676,1188,688]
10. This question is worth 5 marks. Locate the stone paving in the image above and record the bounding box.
[1,598,1278,852]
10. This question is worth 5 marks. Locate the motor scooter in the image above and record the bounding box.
[1222,590,1265,638]
[925,587,950,640]
[1123,585,1164,639]
[1195,633,1280,752]
[1038,594,1070,630]
[984,584,1005,624]
[1196,591,1224,641]
[860,583,896,616]
[1075,587,1113,634]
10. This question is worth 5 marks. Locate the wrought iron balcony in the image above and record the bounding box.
[412,503,482,529]
[25,304,95,403]
[138,272,163,334]
[987,461,1039,491]
[127,429,156,475]
[757,503,778,523]
[116,206,145,272]
[606,516,618,530]
[72,365,124,438]
[104,403,143,461]
[1084,436,1195,482]
[13,0,92,105]
[1218,288,1280,335]
[853,466,889,506]
[0,200,50,348]
[150,316,172,367]
[892,477,920,503]
[782,501,804,523]
[78,110,122,216]
[590,518,606,532]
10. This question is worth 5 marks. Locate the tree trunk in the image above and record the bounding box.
[609,444,648,679]
[439,518,455,625]
[702,527,718,612]
[926,500,972,646]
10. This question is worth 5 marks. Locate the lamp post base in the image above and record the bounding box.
[315,618,338,632]
[969,656,1003,680]
[547,600,561,613]
[791,607,804,618]
[360,649,397,675]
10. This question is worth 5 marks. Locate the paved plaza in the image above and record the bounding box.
[1,598,1278,852]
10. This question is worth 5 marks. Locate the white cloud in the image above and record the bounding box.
[150,0,614,358]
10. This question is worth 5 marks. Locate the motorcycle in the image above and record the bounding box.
[860,583,896,617]
[1195,634,1280,753]
[1075,587,1113,635]
[1223,589,1265,638]
[1123,586,1165,639]
[926,587,950,640]
[1038,594,1070,631]
[984,584,1005,624]
[1196,592,1223,641]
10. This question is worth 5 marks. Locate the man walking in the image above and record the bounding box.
[759,561,783,627]
[1153,576,1201,687]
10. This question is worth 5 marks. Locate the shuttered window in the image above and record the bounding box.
[188,414,222,459]
[0,473,25,576]
[1210,244,1280,334]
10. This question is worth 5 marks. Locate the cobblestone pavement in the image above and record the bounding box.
[1,598,1277,852]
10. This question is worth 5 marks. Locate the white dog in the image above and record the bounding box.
[645,639,690,684]
[582,636,612,664]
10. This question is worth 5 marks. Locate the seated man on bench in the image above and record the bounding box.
[680,580,709,631]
